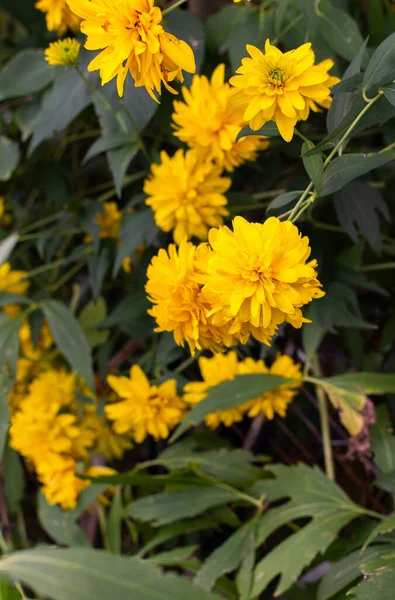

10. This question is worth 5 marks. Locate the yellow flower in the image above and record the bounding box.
[0,262,29,318]
[184,352,244,429]
[172,64,269,172]
[36,0,81,34]
[0,197,12,227]
[38,454,87,510]
[200,216,324,346]
[67,0,196,99]
[84,465,118,505]
[106,364,185,442]
[146,240,236,355]
[45,38,81,66]
[96,201,122,239]
[77,404,133,460]
[144,150,230,244]
[19,320,53,361]
[230,40,339,141]
[238,355,302,419]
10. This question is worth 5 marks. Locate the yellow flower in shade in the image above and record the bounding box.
[144,150,231,244]
[0,262,29,318]
[172,64,269,172]
[84,465,118,505]
[238,355,302,419]
[38,454,87,510]
[200,216,324,346]
[19,320,53,361]
[45,38,81,67]
[36,0,81,34]
[0,197,12,227]
[96,201,122,239]
[146,240,236,355]
[66,0,196,99]
[106,364,185,442]
[230,40,339,142]
[77,404,133,461]
[184,352,244,429]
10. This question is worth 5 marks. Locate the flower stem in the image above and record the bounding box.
[163,0,188,16]
[311,360,335,481]
[74,65,112,113]
[360,261,395,272]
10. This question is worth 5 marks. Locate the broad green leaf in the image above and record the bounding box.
[317,0,364,61]
[84,134,137,163]
[0,547,221,600]
[348,553,395,599]
[298,0,318,37]
[375,470,395,493]
[368,0,386,45]
[40,300,94,391]
[195,516,258,590]
[126,485,240,526]
[382,83,395,108]
[371,405,395,473]
[363,515,395,551]
[275,0,293,34]
[334,182,389,252]
[205,4,242,52]
[266,191,300,216]
[138,517,217,558]
[15,96,42,142]
[302,140,324,193]
[38,493,90,548]
[78,297,109,348]
[100,291,150,328]
[317,548,381,600]
[0,50,54,101]
[362,32,395,95]
[236,549,255,600]
[172,374,292,441]
[0,376,12,463]
[237,121,279,142]
[315,281,374,332]
[113,209,158,276]
[302,303,325,362]
[0,136,20,182]
[158,446,262,488]
[106,488,123,555]
[106,144,139,198]
[247,464,363,597]
[3,448,24,511]
[326,372,395,395]
[229,9,274,72]
[321,152,395,197]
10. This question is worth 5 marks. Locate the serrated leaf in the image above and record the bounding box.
[317,548,381,600]
[172,374,292,441]
[237,121,279,142]
[195,516,258,590]
[0,50,54,101]
[362,32,395,95]
[126,486,240,526]
[0,547,221,600]
[40,300,94,391]
[247,464,363,597]
[0,136,20,182]
[321,152,395,197]
[317,0,364,61]
[363,515,395,551]
[302,140,324,193]
[348,553,395,599]
[326,372,395,396]
[236,549,255,600]
[315,281,374,332]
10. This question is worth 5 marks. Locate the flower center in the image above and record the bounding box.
[242,265,273,283]
[268,66,286,86]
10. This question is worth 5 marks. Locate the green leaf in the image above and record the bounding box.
[0,577,21,600]
[362,32,395,95]
[315,281,374,332]
[15,96,42,142]
[138,517,217,558]
[40,300,94,391]
[146,546,198,567]
[236,549,255,600]
[113,209,158,276]
[237,121,279,142]
[275,0,293,34]
[0,547,222,600]
[317,548,381,600]
[126,485,241,526]
[78,297,109,348]
[229,9,274,72]
[348,553,395,599]
[321,152,395,197]
[247,464,363,597]
[371,405,395,473]
[0,376,11,463]
[195,516,258,590]
[87,251,109,301]
[298,0,318,37]
[84,134,137,163]
[3,448,25,511]
[172,374,292,441]
[0,234,19,266]
[0,313,24,378]
[38,493,90,548]
[0,50,54,101]
[302,303,325,362]
[368,0,386,45]
[334,181,389,253]
[326,372,395,395]
[106,145,139,198]
[266,191,300,216]
[302,140,324,193]
[106,488,123,555]
[363,515,395,551]
[317,0,364,61]
[100,291,150,328]
[158,446,262,487]
[382,83,395,108]
[30,50,95,153]
[0,136,20,182]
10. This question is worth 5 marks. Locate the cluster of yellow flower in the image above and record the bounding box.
[105,351,302,438]
[146,216,324,355]
[36,0,80,34]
